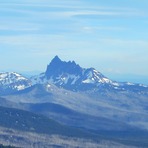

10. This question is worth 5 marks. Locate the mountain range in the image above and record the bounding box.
[0,56,148,147]
[1,56,147,94]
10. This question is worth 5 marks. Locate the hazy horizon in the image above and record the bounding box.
[0,0,148,83]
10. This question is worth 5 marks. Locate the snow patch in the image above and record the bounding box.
[15,85,26,91]
[126,82,135,85]
[82,79,95,84]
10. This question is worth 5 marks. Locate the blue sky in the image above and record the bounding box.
[0,0,148,83]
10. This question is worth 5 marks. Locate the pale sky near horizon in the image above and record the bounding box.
[0,0,148,82]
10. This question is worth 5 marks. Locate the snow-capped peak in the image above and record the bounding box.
[82,68,112,84]
[0,72,32,93]
[0,72,27,82]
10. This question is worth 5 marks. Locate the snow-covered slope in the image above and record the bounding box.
[0,72,32,95]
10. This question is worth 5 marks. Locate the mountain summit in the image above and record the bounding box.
[45,56,82,79]
[48,55,62,67]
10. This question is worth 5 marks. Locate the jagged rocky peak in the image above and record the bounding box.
[50,55,62,65]
[45,56,82,78]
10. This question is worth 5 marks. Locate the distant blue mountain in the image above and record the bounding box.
[31,56,148,94]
